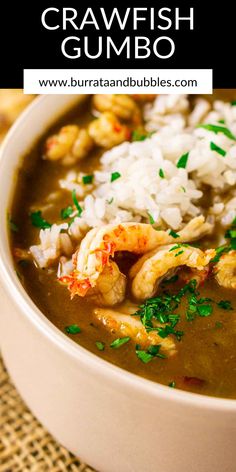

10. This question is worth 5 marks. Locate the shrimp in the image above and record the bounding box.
[130,245,215,300]
[60,216,213,299]
[44,125,94,164]
[93,94,141,124]
[82,262,126,306]
[214,251,236,289]
[88,112,131,148]
[94,306,176,356]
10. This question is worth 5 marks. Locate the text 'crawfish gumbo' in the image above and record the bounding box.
[10,92,236,398]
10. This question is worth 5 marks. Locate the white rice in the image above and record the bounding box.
[30,94,236,269]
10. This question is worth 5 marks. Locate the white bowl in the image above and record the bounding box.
[0,95,236,472]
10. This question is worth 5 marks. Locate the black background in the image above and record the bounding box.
[0,0,235,88]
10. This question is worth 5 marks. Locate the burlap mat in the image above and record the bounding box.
[0,356,95,472]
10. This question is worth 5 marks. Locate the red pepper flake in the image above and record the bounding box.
[113,123,122,133]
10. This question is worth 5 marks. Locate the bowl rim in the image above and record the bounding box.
[1,94,236,412]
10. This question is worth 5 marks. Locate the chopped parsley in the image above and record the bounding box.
[210,141,226,157]
[231,100,236,106]
[106,197,114,204]
[8,216,19,233]
[163,274,179,285]
[174,250,184,257]
[147,212,155,225]
[168,381,176,388]
[30,211,52,229]
[210,245,230,264]
[198,124,236,141]
[65,324,81,334]
[82,174,93,185]
[95,341,105,351]
[176,152,189,169]
[169,243,189,252]
[197,304,213,317]
[132,130,154,141]
[110,337,130,348]
[217,300,233,310]
[72,189,83,217]
[159,168,165,179]
[215,321,223,329]
[136,344,166,363]
[61,205,73,219]
[169,229,180,239]
[111,171,121,182]
[218,119,225,124]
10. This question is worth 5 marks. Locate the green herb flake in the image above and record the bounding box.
[198,124,236,141]
[197,304,213,317]
[210,141,226,157]
[60,205,73,219]
[147,212,155,225]
[169,229,180,239]
[136,350,153,363]
[168,381,176,388]
[217,300,233,310]
[72,189,83,217]
[30,211,52,229]
[174,250,184,257]
[231,101,236,106]
[218,119,225,124]
[215,321,223,329]
[176,152,189,169]
[107,197,114,204]
[95,341,105,351]
[132,130,154,142]
[163,274,179,285]
[9,217,19,233]
[181,186,186,192]
[111,172,121,182]
[159,168,165,179]
[110,337,130,349]
[65,324,81,334]
[82,174,94,185]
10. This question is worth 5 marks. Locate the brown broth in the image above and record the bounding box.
[9,92,236,399]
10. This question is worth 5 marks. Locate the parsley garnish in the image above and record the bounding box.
[72,189,83,217]
[215,321,223,329]
[111,172,121,182]
[163,275,179,285]
[168,381,176,388]
[136,344,166,363]
[217,300,233,310]
[197,304,213,317]
[231,101,236,106]
[110,337,130,348]
[65,324,81,334]
[30,211,52,229]
[147,212,155,225]
[174,250,184,257]
[198,124,236,141]
[159,168,165,178]
[210,141,226,157]
[82,174,93,185]
[176,152,189,169]
[95,341,105,351]
[8,216,19,233]
[106,197,114,204]
[61,206,73,219]
[169,229,180,239]
[132,130,154,142]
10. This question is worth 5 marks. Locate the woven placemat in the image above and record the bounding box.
[0,356,95,472]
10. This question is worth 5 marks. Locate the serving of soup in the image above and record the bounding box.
[9,92,236,399]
